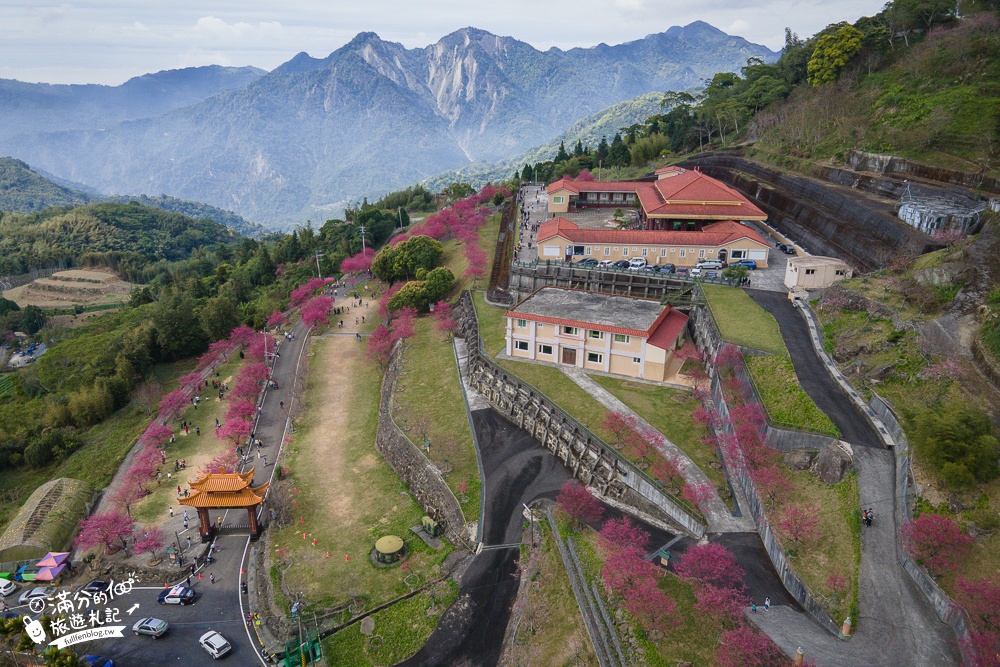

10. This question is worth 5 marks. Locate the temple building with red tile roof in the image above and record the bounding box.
[536,217,770,267]
[546,166,767,230]
[505,286,689,382]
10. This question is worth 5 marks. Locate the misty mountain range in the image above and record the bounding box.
[0,22,777,228]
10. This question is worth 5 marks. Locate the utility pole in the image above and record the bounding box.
[359,225,367,253]
[314,251,324,279]
[397,206,403,229]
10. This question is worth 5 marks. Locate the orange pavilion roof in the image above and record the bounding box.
[178,482,269,509]
[189,469,256,492]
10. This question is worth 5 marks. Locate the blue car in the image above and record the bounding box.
[82,656,114,667]
[733,259,757,269]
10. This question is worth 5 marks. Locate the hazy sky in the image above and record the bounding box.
[2,1,887,85]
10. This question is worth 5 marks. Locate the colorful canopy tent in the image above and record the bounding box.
[35,552,69,568]
[34,564,65,581]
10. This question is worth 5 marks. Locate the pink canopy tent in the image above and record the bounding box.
[34,564,66,581]
[35,552,69,568]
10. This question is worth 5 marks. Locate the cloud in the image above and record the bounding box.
[192,16,285,42]
[726,19,752,35]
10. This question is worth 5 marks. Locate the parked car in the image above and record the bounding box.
[0,579,17,597]
[82,580,111,595]
[627,258,647,270]
[674,266,689,276]
[18,586,55,607]
[695,259,725,270]
[132,617,169,638]
[157,585,196,605]
[733,259,757,269]
[705,270,719,279]
[657,263,676,274]
[81,656,114,667]
[575,257,598,266]
[199,630,232,659]
[776,242,796,254]
[612,260,630,269]
[597,259,614,268]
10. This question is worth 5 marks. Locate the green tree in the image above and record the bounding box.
[387,281,431,311]
[424,267,455,301]
[912,402,1000,488]
[555,141,570,163]
[595,136,610,166]
[442,182,474,201]
[807,24,864,85]
[199,295,240,342]
[607,132,631,168]
[371,235,444,283]
[152,287,206,360]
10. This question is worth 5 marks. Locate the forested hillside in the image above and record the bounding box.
[0,202,241,278]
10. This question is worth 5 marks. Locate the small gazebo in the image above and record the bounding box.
[374,535,406,564]
[179,469,269,542]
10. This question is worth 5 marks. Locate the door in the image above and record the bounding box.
[561,347,577,366]
[718,249,728,263]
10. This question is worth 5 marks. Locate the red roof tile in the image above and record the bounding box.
[647,309,689,350]
[537,218,768,248]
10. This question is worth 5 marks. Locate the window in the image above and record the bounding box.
[835,270,846,276]
[514,340,528,351]
[552,196,565,204]
[661,248,667,256]
[589,330,604,340]
[698,249,706,258]
[729,249,746,259]
[623,247,629,256]
[633,357,641,363]
[670,247,676,253]
[516,319,527,328]
[604,247,610,256]
[641,248,648,257]
[587,352,603,364]
[585,247,592,255]
[805,269,816,275]
[680,249,686,258]
[614,334,630,344]
[539,344,553,355]
[562,326,578,335]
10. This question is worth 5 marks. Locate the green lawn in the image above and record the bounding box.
[275,337,453,611]
[701,284,788,355]
[510,521,599,667]
[776,469,860,625]
[472,291,507,357]
[589,375,730,503]
[324,580,458,667]
[131,356,244,525]
[745,355,839,436]
[393,318,481,523]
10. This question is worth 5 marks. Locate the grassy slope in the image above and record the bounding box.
[393,318,480,523]
[752,15,1000,176]
[590,375,730,498]
[0,358,194,530]
[275,338,452,610]
[701,284,787,355]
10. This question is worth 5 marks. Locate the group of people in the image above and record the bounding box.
[862,507,875,527]
[515,187,544,261]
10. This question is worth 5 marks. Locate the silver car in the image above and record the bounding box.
[199,630,232,658]
[132,617,168,638]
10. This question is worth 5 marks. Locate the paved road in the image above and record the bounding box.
[514,185,547,263]
[746,289,882,447]
[740,291,961,666]
[76,533,257,665]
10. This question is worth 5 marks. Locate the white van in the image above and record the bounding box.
[628,258,647,270]
[696,259,724,270]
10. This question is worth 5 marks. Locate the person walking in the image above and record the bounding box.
[263,455,268,467]
[280,400,284,410]
[187,536,192,549]
[751,602,757,613]
[210,573,215,585]
[186,575,191,587]
[764,597,771,611]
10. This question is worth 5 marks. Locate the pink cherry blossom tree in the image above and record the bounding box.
[267,311,289,328]
[74,511,135,554]
[141,423,174,448]
[216,420,253,447]
[625,576,677,634]
[900,513,974,576]
[598,516,650,556]
[158,390,189,421]
[777,504,822,548]
[715,626,785,667]
[391,307,417,343]
[226,400,257,424]
[340,248,375,274]
[366,324,395,369]
[556,480,604,528]
[134,526,166,561]
[301,296,334,328]
[682,481,716,508]
[228,324,256,348]
[672,542,744,589]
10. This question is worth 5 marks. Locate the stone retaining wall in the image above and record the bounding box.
[375,341,467,545]
[849,150,1000,196]
[868,392,973,662]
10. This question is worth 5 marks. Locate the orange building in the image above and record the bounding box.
[546,166,767,230]
[536,217,770,267]
[505,287,689,382]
